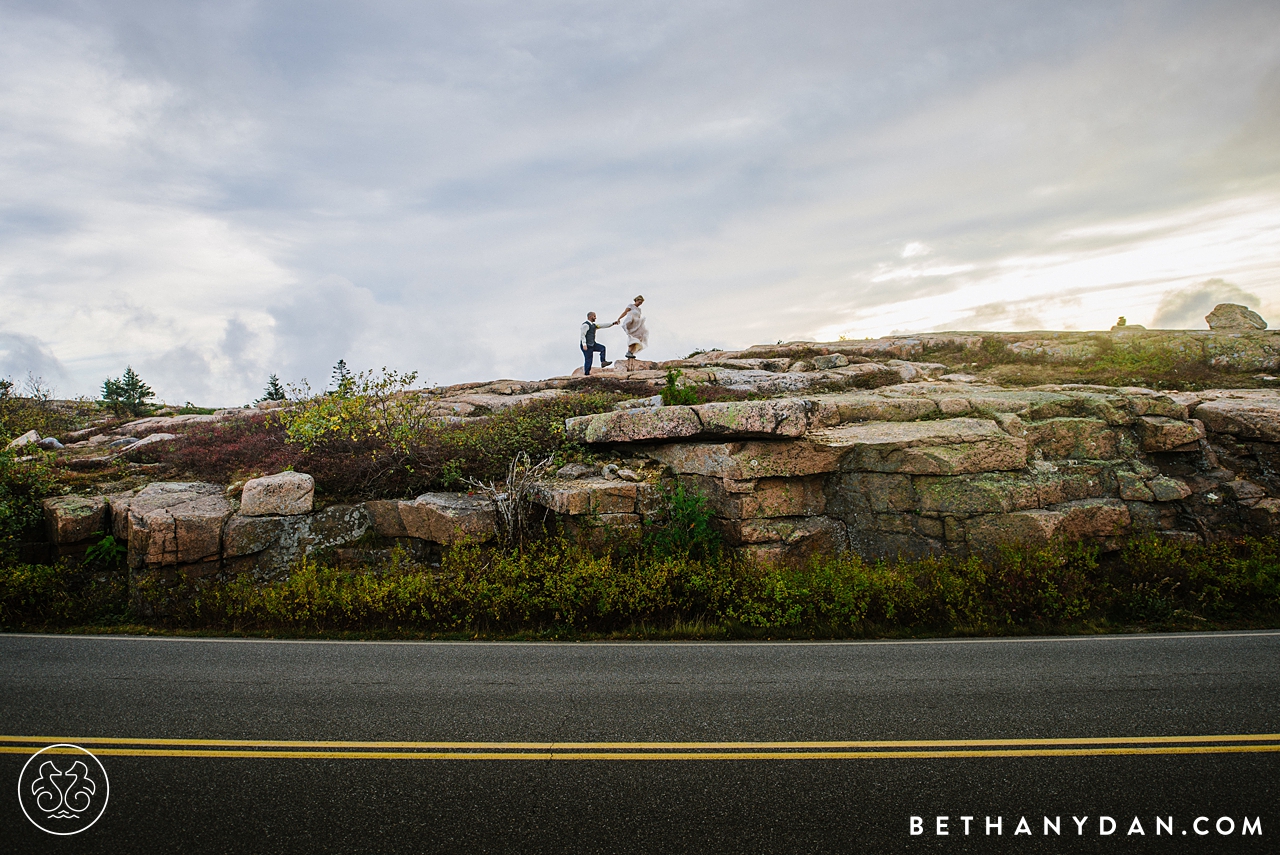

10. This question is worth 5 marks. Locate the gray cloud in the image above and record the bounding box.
[1151,279,1263,329]
[2,1,1280,401]
[0,331,66,390]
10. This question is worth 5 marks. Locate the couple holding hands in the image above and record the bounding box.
[579,295,647,375]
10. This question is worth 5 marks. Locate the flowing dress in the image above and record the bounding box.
[620,305,648,352]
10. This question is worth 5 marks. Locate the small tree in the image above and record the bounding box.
[259,374,287,402]
[102,366,155,417]
[329,359,353,396]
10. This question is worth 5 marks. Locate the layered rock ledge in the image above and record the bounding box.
[558,382,1280,563]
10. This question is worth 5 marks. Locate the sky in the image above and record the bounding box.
[2,0,1279,405]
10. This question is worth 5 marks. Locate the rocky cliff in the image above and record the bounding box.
[29,325,1280,608]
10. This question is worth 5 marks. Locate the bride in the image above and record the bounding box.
[615,295,648,359]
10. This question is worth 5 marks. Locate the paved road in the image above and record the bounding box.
[1,631,1277,853]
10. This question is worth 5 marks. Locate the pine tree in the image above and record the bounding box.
[259,373,287,402]
[329,359,354,396]
[102,366,156,417]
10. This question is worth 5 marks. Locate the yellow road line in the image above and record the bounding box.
[1,746,1279,760]
[2,734,1278,750]
[0,737,1278,760]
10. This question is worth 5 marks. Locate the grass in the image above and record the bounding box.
[4,535,1277,639]
[923,335,1259,390]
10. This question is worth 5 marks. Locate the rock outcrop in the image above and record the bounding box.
[240,471,315,516]
[1205,303,1267,331]
[27,324,1280,605]
[561,383,1280,562]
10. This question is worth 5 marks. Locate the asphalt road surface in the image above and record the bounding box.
[1,631,1277,854]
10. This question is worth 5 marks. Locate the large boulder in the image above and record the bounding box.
[398,492,497,544]
[965,499,1129,553]
[108,483,226,566]
[808,394,939,427]
[131,494,234,567]
[966,510,1064,552]
[118,413,225,437]
[364,499,410,537]
[685,474,827,520]
[643,439,844,480]
[811,353,849,370]
[222,505,370,577]
[297,505,372,552]
[115,432,179,457]
[223,514,302,559]
[810,418,1027,475]
[43,495,109,544]
[240,471,315,516]
[1024,418,1126,460]
[6,430,40,450]
[1205,303,1267,330]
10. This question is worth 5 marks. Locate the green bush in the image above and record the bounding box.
[141,535,1279,636]
[4,527,1278,637]
[0,560,127,629]
[660,369,699,406]
[0,451,62,559]
[642,481,721,560]
[0,380,91,444]
[1111,535,1280,621]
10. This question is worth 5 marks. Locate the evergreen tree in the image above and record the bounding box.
[329,359,354,396]
[101,366,155,417]
[259,373,287,402]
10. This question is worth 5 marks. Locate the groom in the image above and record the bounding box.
[580,311,615,375]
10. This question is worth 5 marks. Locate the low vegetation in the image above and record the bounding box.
[922,335,1251,390]
[0,452,64,560]
[135,389,627,499]
[2,533,1277,638]
[0,377,95,444]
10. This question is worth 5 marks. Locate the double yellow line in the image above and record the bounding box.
[3,734,1280,761]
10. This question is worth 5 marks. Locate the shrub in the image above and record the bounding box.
[134,415,301,484]
[0,377,91,443]
[643,481,721,561]
[4,533,1279,636]
[0,559,127,629]
[140,389,625,499]
[659,369,699,406]
[1110,535,1280,621]
[84,534,127,571]
[278,368,431,453]
[0,451,62,559]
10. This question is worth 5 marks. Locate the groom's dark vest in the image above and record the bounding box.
[584,322,598,348]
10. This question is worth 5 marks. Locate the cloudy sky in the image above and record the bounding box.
[2,0,1279,404]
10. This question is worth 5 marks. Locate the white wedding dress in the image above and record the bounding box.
[620,305,648,352]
